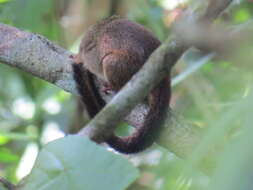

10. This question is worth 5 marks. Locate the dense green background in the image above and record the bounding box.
[0,0,253,190]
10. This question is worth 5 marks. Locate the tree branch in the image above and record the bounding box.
[0,23,75,94]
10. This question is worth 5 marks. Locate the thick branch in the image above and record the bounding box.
[0,23,75,94]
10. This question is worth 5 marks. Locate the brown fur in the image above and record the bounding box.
[73,16,171,153]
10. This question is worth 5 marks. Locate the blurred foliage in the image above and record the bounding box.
[0,0,253,190]
[22,136,139,190]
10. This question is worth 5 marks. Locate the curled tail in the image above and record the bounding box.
[106,78,171,154]
[72,62,106,118]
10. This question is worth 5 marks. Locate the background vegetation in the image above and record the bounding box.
[0,0,253,190]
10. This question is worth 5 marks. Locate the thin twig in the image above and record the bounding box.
[172,53,216,86]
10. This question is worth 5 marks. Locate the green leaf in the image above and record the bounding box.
[0,136,9,145]
[0,148,19,163]
[234,9,251,23]
[21,135,139,190]
[0,132,35,141]
[0,0,9,3]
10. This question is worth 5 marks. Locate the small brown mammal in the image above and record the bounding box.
[72,16,171,154]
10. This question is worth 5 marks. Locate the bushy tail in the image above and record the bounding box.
[73,61,171,154]
[106,78,171,154]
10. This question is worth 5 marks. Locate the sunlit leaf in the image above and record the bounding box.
[0,136,9,145]
[234,9,251,23]
[0,0,9,4]
[21,136,139,190]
